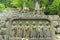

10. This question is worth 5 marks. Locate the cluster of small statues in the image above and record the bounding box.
[9,20,51,38]
[0,1,53,40]
[14,1,45,15]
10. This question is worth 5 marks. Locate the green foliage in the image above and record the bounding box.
[26,0,34,9]
[40,0,48,7]
[0,0,12,8]
[11,0,34,9]
[11,0,22,8]
[45,0,60,15]
[40,0,54,7]
[0,4,5,12]
[0,0,60,15]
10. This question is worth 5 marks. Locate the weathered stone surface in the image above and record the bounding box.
[0,13,59,40]
[48,15,54,20]
[53,15,59,21]
[53,21,59,27]
[0,35,3,40]
[56,28,60,33]
[56,34,60,40]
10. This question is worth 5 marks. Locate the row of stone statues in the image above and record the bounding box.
[10,26,51,38]
[0,24,51,40]
[8,20,51,38]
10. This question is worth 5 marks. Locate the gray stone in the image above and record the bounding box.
[53,15,59,21]
[56,28,60,33]
[53,21,59,27]
[0,13,56,40]
[56,34,60,40]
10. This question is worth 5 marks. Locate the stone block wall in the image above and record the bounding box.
[0,13,60,40]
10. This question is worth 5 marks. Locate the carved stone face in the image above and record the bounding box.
[12,21,17,29]
[0,17,5,27]
[44,21,50,28]
[38,21,50,28]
